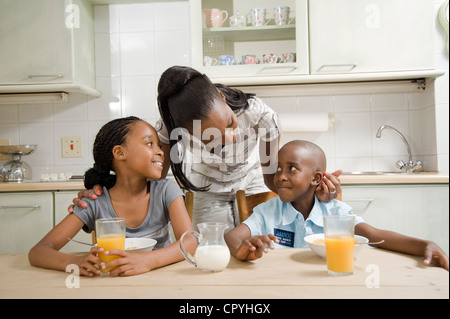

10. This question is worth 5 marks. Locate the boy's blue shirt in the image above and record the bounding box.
[243,196,364,248]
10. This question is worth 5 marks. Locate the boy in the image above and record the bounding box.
[225,140,449,271]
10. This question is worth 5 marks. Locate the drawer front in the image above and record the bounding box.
[0,192,53,254]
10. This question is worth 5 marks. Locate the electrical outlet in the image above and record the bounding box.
[61,136,82,158]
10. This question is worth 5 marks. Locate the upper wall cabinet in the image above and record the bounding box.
[0,0,100,97]
[190,0,309,82]
[308,0,435,75]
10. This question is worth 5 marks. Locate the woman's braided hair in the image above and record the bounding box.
[84,116,142,190]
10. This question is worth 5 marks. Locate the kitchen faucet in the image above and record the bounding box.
[376,125,423,173]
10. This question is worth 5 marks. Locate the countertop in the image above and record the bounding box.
[0,248,447,299]
[0,172,448,192]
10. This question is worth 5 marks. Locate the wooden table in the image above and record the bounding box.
[0,248,447,300]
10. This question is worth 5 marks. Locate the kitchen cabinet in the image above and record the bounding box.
[190,0,309,79]
[0,192,53,254]
[342,184,449,255]
[54,191,92,253]
[0,0,100,97]
[309,0,435,75]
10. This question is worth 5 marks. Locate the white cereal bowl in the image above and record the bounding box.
[304,233,369,258]
[125,238,157,252]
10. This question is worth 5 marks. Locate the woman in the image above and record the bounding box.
[70,66,342,229]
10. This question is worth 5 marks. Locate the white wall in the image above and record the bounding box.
[0,1,448,179]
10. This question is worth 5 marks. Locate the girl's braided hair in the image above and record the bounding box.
[84,116,142,190]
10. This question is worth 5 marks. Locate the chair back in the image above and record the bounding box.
[236,190,278,222]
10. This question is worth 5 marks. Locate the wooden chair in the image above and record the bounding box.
[236,187,343,223]
[91,191,195,244]
[236,190,278,223]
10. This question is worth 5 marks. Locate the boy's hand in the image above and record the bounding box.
[423,242,449,271]
[235,235,279,261]
[67,185,103,213]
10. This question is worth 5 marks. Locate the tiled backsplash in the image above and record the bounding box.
[0,1,448,179]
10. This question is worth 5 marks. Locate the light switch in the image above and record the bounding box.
[62,136,82,158]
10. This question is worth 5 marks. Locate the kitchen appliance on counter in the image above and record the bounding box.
[0,145,37,182]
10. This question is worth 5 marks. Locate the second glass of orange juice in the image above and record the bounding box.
[95,218,126,274]
[323,215,355,276]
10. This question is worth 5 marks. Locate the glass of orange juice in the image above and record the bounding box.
[95,218,126,274]
[323,215,355,276]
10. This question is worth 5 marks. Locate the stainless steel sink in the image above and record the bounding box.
[342,171,420,175]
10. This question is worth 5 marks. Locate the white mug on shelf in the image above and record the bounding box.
[247,8,272,27]
[274,6,294,25]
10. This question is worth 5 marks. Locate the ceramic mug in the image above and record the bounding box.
[229,12,247,27]
[263,54,281,64]
[274,6,294,25]
[203,56,218,66]
[242,55,257,64]
[247,8,272,27]
[203,8,228,28]
[282,53,296,63]
[219,55,235,66]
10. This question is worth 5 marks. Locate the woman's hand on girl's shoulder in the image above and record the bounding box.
[67,184,103,213]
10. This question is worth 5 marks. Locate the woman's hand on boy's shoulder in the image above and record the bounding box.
[236,235,279,261]
[316,170,342,202]
[423,241,449,271]
[67,185,103,213]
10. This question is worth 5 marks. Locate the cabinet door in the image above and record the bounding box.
[0,0,72,85]
[342,184,449,255]
[0,192,53,254]
[309,0,434,74]
[54,191,92,253]
[191,0,309,78]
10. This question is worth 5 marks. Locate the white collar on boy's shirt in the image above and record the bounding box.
[281,196,325,227]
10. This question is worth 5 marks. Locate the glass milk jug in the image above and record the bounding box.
[180,222,230,272]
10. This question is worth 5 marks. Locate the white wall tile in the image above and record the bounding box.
[334,94,370,112]
[0,124,19,145]
[153,2,190,31]
[120,32,155,76]
[95,33,120,77]
[371,93,408,111]
[53,93,88,122]
[262,97,298,114]
[118,3,154,33]
[298,95,333,113]
[19,104,53,122]
[436,103,449,155]
[0,105,19,123]
[19,122,54,166]
[121,76,157,118]
[87,77,122,120]
[334,113,372,157]
[154,30,191,76]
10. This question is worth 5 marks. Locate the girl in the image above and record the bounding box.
[70,66,342,230]
[29,116,193,276]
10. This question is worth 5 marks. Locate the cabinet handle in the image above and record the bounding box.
[317,64,357,72]
[28,74,63,79]
[258,66,298,74]
[0,205,40,209]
